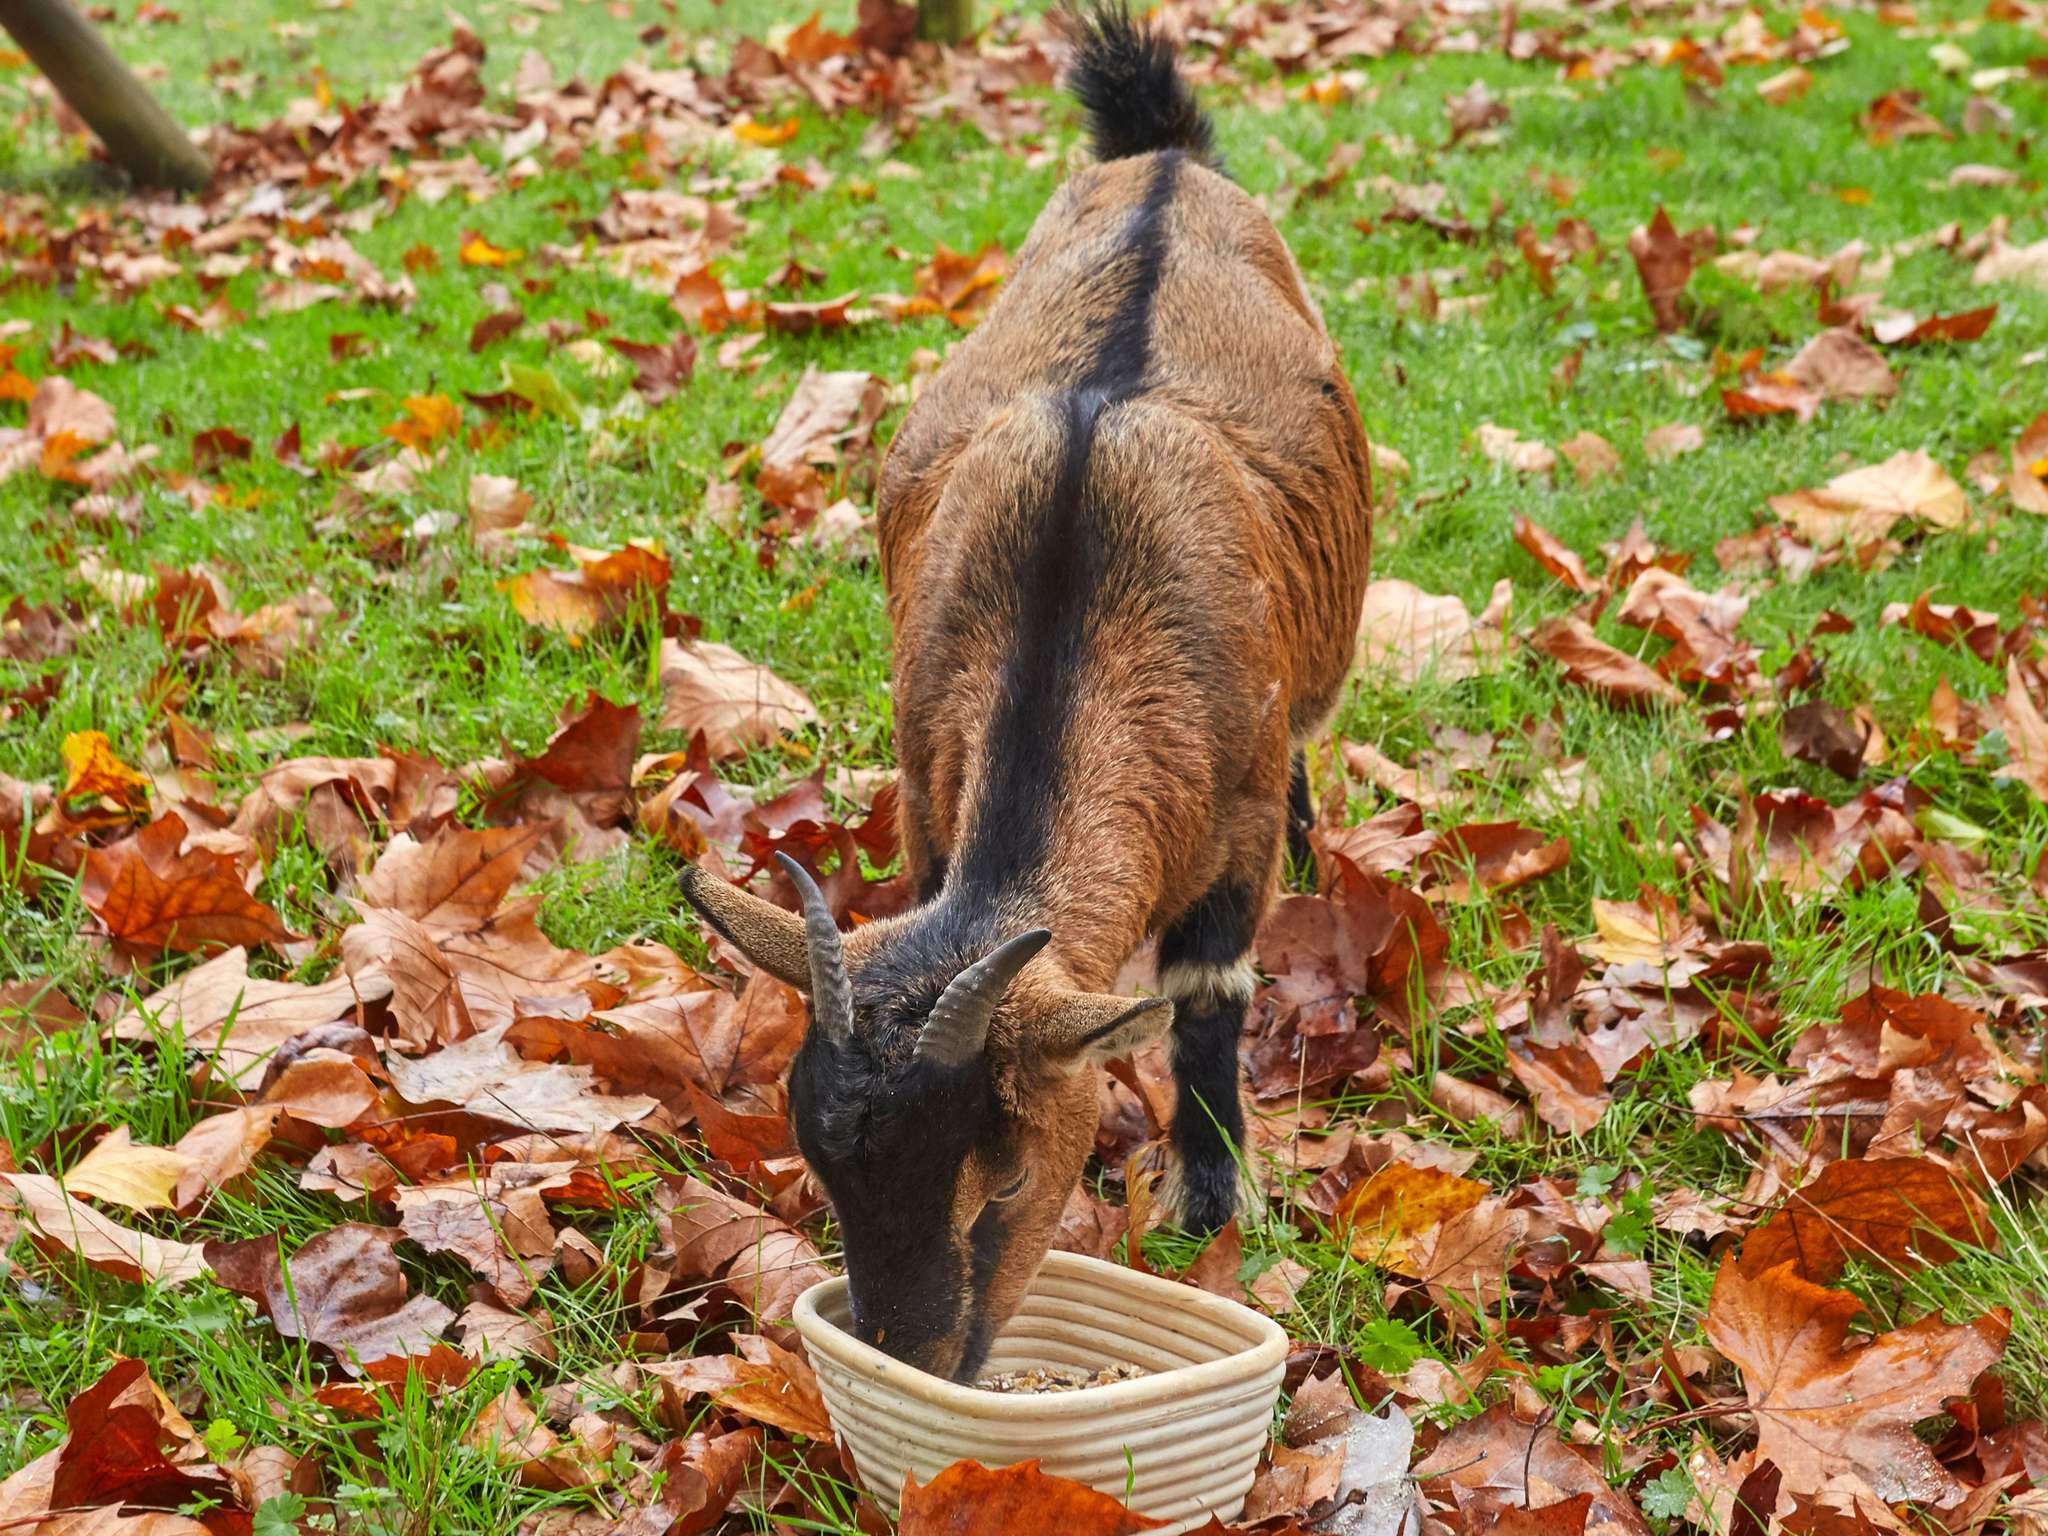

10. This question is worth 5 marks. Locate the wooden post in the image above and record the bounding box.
[915,0,972,44]
[0,0,212,190]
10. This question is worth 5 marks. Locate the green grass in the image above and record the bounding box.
[5,0,2048,1528]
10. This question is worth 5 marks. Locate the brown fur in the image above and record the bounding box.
[680,59,1371,1385]
[879,153,1372,989]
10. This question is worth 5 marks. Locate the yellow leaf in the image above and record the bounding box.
[64,1126,195,1214]
[732,116,800,147]
[459,234,523,268]
[60,730,152,816]
[1339,1162,1490,1273]
[383,394,461,452]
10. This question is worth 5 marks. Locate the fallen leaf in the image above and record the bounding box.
[659,637,818,758]
[63,1127,193,1214]
[1705,1258,2006,1502]
[1530,617,1684,708]
[898,1460,1165,1535]
[81,811,298,954]
[1629,207,1695,333]
[1738,1157,1993,1283]
[0,1171,212,1284]
[206,1222,457,1375]
[1767,450,1968,546]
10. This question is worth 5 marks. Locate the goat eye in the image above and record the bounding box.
[990,1171,1028,1202]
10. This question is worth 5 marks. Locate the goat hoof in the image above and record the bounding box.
[1155,1150,1261,1237]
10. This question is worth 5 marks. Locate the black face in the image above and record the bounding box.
[789,1026,1016,1382]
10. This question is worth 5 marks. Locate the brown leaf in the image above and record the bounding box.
[659,637,818,758]
[0,1171,212,1284]
[1780,700,1868,781]
[1995,658,2048,802]
[1357,577,1510,683]
[1478,423,1557,476]
[1722,376,1822,423]
[1784,329,1897,400]
[607,333,698,402]
[111,945,381,1087]
[32,1357,242,1526]
[170,1106,282,1210]
[1530,617,1684,709]
[1512,517,1598,593]
[1705,1258,2007,1502]
[1738,1157,1994,1284]
[397,1184,554,1306]
[1767,450,1967,546]
[1416,1404,1649,1536]
[81,811,298,954]
[898,1460,1167,1535]
[384,1022,659,1135]
[1557,430,1620,484]
[1629,207,1695,333]
[205,1222,456,1375]
[1644,422,1705,462]
[1505,1041,1609,1134]
[500,540,669,643]
[359,821,555,931]
[1873,304,1997,345]
[649,1332,832,1440]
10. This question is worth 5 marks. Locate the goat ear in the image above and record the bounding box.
[677,863,812,990]
[1032,994,1173,1072]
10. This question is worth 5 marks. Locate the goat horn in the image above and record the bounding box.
[775,852,853,1045]
[916,928,1052,1068]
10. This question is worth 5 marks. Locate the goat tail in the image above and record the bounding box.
[1061,4,1216,165]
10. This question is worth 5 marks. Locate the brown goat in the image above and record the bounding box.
[680,6,1372,1383]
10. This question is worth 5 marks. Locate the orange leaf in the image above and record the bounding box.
[898,1460,1166,1535]
[732,116,800,147]
[458,234,523,268]
[1738,1156,1993,1283]
[59,730,152,820]
[383,394,461,452]
[79,811,299,954]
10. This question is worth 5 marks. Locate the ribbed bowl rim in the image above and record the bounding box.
[792,1250,1289,1421]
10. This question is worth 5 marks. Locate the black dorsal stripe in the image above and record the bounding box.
[950,150,1182,907]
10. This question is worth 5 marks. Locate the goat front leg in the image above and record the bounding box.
[1155,876,1261,1235]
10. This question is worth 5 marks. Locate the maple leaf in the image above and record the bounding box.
[112,944,381,1086]
[62,1126,193,1213]
[0,1171,212,1285]
[383,1021,659,1135]
[898,1461,1167,1535]
[1530,617,1685,709]
[646,1333,833,1440]
[1416,1404,1649,1536]
[500,539,670,643]
[659,637,818,758]
[1767,450,1968,546]
[1356,577,1510,684]
[1784,329,1896,401]
[1705,1259,2007,1502]
[607,333,698,402]
[1994,659,2048,803]
[205,1223,457,1376]
[170,1105,283,1211]
[80,811,299,955]
[1512,516,1599,593]
[1738,1157,1994,1284]
[1628,207,1696,333]
[12,1358,245,1528]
